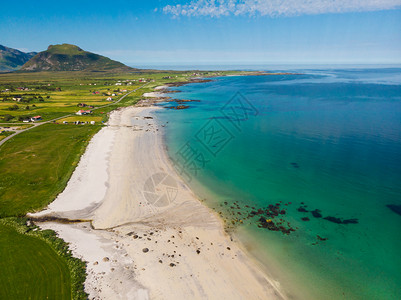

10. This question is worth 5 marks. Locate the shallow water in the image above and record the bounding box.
[156,68,401,299]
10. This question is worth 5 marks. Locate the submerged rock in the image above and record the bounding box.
[324,216,359,224]
[342,218,359,224]
[311,209,322,218]
[387,204,401,216]
[323,216,342,224]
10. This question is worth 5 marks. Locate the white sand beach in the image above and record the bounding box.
[31,104,285,299]
[142,91,164,98]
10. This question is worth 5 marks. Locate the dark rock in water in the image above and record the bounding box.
[387,204,401,216]
[324,216,342,224]
[343,218,359,224]
[301,217,310,221]
[167,104,190,110]
[317,235,328,241]
[290,162,300,169]
[323,216,359,225]
[311,209,322,218]
[259,216,267,224]
[297,207,308,213]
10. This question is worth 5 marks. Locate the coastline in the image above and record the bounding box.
[30,101,286,299]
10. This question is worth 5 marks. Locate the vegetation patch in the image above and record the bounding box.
[0,123,101,217]
[0,130,15,140]
[0,217,87,300]
[57,116,103,124]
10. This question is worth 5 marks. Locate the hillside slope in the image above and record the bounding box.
[0,45,37,71]
[21,44,133,72]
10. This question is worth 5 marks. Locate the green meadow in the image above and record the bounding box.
[0,123,102,217]
[0,223,72,300]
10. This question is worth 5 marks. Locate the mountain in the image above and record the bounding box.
[21,44,133,72]
[0,45,37,71]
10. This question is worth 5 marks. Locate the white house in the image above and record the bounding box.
[31,116,42,122]
[76,110,92,116]
[106,97,113,101]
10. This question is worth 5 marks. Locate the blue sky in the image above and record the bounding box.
[1,0,400,65]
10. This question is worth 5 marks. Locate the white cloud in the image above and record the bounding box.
[163,0,401,17]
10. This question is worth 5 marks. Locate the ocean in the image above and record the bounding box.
[155,68,401,299]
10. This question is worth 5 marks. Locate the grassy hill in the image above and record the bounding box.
[0,45,37,72]
[21,44,133,72]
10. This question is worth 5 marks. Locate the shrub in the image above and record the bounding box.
[1,114,14,121]
[8,105,19,111]
[18,115,31,121]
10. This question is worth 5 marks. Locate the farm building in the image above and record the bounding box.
[30,116,42,122]
[76,110,92,116]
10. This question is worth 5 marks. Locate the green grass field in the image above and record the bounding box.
[0,130,15,141]
[0,223,71,300]
[0,123,101,217]
[57,116,103,123]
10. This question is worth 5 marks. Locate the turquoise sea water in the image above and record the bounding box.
[155,68,401,299]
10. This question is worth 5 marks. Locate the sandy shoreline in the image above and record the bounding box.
[30,102,285,299]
